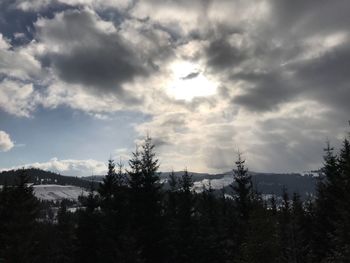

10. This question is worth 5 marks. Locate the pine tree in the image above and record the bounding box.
[168,170,178,192]
[55,200,76,263]
[127,136,164,263]
[196,183,224,263]
[278,187,292,262]
[330,136,350,261]
[0,169,40,262]
[312,142,340,261]
[231,152,252,221]
[75,188,100,263]
[228,152,255,262]
[165,170,179,263]
[128,146,143,190]
[238,198,279,263]
[177,168,196,263]
[99,158,117,208]
[290,193,309,263]
[99,158,132,262]
[115,158,127,187]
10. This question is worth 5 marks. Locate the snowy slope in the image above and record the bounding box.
[33,185,88,201]
[193,174,233,191]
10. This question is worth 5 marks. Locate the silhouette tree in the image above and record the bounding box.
[75,187,100,263]
[232,152,253,221]
[0,169,40,262]
[328,135,350,261]
[231,152,253,258]
[238,198,279,263]
[177,168,196,263]
[99,158,117,208]
[312,142,340,261]
[128,136,164,263]
[165,170,179,262]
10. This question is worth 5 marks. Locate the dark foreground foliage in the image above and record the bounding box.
[1,133,350,263]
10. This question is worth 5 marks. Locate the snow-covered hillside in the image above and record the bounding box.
[33,185,88,201]
[193,174,233,191]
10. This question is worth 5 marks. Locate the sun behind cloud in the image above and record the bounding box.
[166,61,218,101]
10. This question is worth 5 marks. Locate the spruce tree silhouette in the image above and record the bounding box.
[232,152,252,221]
[128,136,164,263]
[0,169,40,263]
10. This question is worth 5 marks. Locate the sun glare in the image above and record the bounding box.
[167,61,217,101]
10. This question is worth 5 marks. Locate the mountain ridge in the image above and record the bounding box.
[0,168,317,198]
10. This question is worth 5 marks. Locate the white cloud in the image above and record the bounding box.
[0,33,41,80]
[0,79,39,117]
[0,131,14,152]
[4,158,107,177]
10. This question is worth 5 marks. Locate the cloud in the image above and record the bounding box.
[35,9,149,96]
[205,36,246,71]
[0,33,41,80]
[181,71,200,80]
[292,42,350,112]
[0,130,14,152]
[0,79,39,117]
[232,71,297,111]
[5,158,108,177]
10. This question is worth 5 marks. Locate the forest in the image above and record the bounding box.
[0,133,350,263]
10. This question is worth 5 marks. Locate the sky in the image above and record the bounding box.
[0,0,349,176]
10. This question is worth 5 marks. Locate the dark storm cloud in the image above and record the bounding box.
[198,0,350,114]
[36,10,150,97]
[230,36,350,113]
[232,72,298,111]
[205,37,245,71]
[50,37,147,92]
[293,43,350,112]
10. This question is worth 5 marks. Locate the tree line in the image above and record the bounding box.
[0,133,350,262]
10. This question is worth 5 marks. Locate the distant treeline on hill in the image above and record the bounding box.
[0,168,317,198]
[0,168,94,188]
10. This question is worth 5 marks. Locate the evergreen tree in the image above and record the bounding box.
[237,198,279,263]
[0,169,40,262]
[232,152,253,221]
[231,152,253,258]
[219,189,239,262]
[196,183,224,263]
[278,187,292,262]
[290,193,311,262]
[116,158,127,187]
[99,158,117,208]
[127,136,164,263]
[98,158,132,262]
[312,142,340,261]
[75,188,100,263]
[98,158,120,262]
[168,170,178,192]
[55,200,76,263]
[329,136,350,261]
[177,168,196,263]
[165,171,179,262]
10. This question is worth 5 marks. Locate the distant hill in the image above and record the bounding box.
[0,168,318,199]
[161,171,317,199]
[0,168,95,189]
